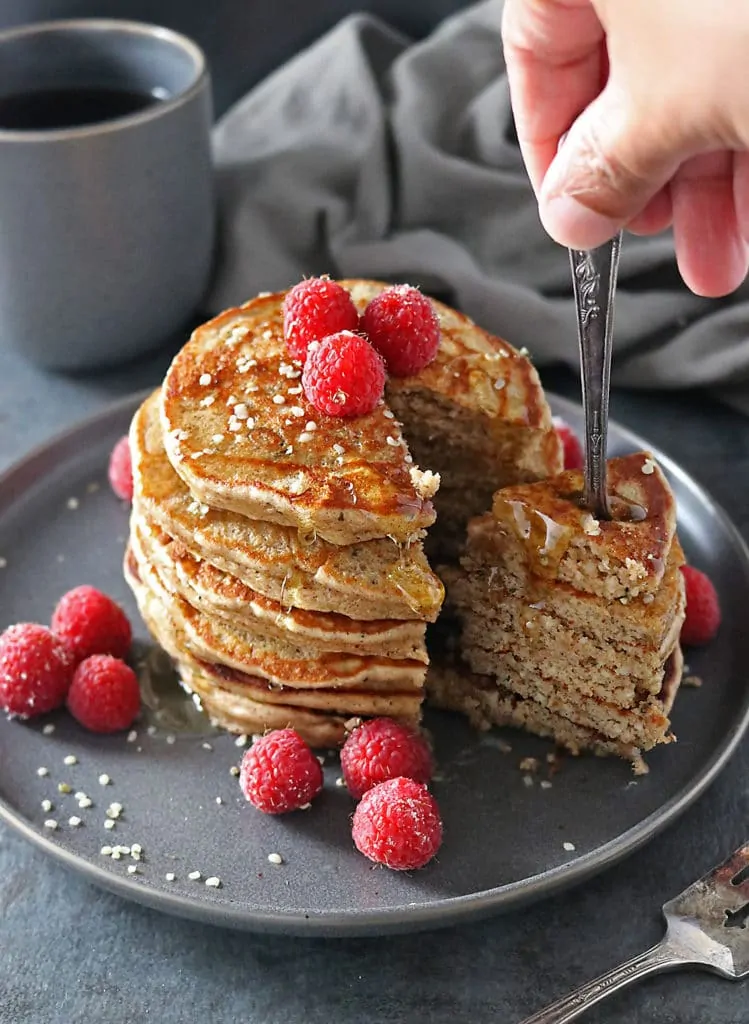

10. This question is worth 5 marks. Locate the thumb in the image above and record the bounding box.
[538,85,697,249]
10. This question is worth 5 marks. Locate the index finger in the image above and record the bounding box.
[502,0,606,193]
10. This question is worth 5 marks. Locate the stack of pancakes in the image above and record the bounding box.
[125,280,561,746]
[433,453,686,766]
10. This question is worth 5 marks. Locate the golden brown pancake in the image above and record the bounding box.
[159,280,561,546]
[130,392,445,622]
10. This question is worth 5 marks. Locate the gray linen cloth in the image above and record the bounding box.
[208,0,749,408]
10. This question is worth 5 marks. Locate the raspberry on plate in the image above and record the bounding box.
[239,728,324,814]
[552,416,584,471]
[0,623,74,717]
[51,585,132,663]
[302,331,385,418]
[680,565,720,645]
[283,277,359,363]
[359,285,440,377]
[352,777,443,871]
[340,717,433,799]
[67,655,140,732]
[108,435,133,502]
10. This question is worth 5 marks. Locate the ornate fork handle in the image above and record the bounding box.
[518,940,688,1024]
[569,232,622,520]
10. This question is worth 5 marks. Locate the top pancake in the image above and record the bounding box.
[485,452,679,599]
[160,280,557,546]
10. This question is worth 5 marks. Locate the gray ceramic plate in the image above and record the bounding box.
[0,392,747,937]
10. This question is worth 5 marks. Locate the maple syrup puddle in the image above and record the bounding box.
[133,640,216,736]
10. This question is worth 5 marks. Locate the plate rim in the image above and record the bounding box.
[1,390,748,937]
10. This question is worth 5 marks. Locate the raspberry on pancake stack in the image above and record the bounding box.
[124,279,562,747]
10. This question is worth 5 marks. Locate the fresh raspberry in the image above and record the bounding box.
[553,417,584,471]
[302,331,385,418]
[352,777,443,871]
[0,623,75,717]
[283,277,359,362]
[680,565,721,645]
[340,717,433,799]
[359,285,440,377]
[108,435,133,502]
[66,655,140,732]
[239,729,324,814]
[51,585,132,664]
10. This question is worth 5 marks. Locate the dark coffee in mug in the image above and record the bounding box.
[0,86,160,130]
[0,19,214,370]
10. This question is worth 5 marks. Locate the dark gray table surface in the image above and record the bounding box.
[0,341,747,1024]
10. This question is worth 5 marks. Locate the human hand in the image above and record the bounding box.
[502,0,749,297]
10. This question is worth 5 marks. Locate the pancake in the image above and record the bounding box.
[428,643,684,766]
[125,551,421,746]
[181,665,353,747]
[440,453,686,762]
[129,541,426,693]
[487,452,678,598]
[131,392,444,622]
[131,513,428,662]
[159,280,561,547]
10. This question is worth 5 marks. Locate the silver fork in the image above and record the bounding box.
[568,233,622,521]
[519,841,749,1023]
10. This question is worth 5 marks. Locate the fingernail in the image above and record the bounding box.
[540,194,621,249]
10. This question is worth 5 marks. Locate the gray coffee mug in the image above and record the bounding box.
[0,19,214,371]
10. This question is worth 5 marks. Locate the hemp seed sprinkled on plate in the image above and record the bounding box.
[98,773,111,786]
[41,799,53,813]
[127,865,138,875]
[63,754,77,766]
[106,803,122,819]
[127,730,138,743]
[104,819,116,831]
[563,841,576,852]
[234,734,248,748]
[57,782,72,794]
[42,723,55,736]
[100,846,113,856]
[44,819,58,830]
[267,853,283,865]
[165,872,176,882]
[229,766,240,777]
[37,767,49,777]
[188,871,202,881]
[68,816,82,827]
[205,877,221,888]
[66,497,79,510]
